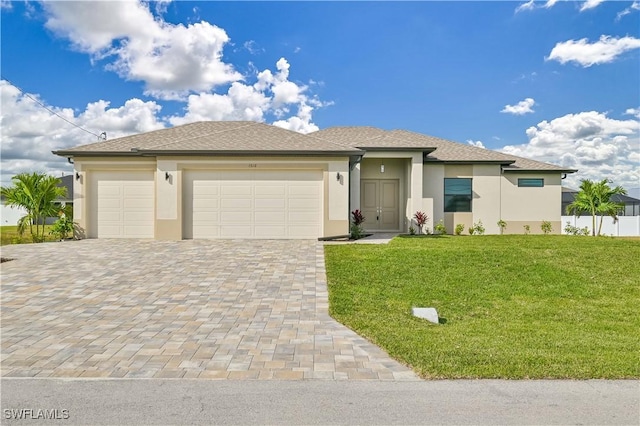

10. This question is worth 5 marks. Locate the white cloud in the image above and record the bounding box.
[624,107,640,119]
[616,1,640,20]
[547,35,640,67]
[544,0,560,8]
[466,140,486,149]
[42,1,242,100]
[500,110,640,191]
[515,0,537,13]
[580,0,606,11]
[0,80,165,185]
[501,98,536,115]
[169,58,323,132]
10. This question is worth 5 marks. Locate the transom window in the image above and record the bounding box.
[518,178,544,187]
[444,178,472,212]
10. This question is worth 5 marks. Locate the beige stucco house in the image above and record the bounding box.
[53,121,576,239]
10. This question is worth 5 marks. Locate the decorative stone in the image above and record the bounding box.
[412,307,439,324]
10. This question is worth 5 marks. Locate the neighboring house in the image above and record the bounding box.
[53,121,576,239]
[0,174,73,226]
[561,187,640,216]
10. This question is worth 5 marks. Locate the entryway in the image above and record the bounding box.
[360,179,400,231]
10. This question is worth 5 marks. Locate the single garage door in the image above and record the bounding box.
[90,171,155,238]
[184,169,322,239]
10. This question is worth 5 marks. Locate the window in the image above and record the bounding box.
[518,178,544,187]
[444,178,472,212]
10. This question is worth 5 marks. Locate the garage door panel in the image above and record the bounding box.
[222,185,252,196]
[185,169,322,239]
[288,198,320,210]
[255,198,285,209]
[255,226,287,238]
[221,198,252,209]
[123,198,153,210]
[221,211,251,223]
[258,211,286,223]
[288,186,319,197]
[220,226,251,238]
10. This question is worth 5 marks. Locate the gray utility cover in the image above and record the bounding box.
[412,307,439,324]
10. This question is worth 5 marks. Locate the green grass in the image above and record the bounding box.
[324,235,640,379]
[0,225,57,245]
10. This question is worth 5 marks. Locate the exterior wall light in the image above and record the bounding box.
[336,172,341,181]
[75,172,80,181]
[165,172,171,181]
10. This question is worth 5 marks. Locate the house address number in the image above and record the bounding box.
[248,164,257,168]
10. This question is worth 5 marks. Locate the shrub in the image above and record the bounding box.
[523,224,530,235]
[497,219,507,235]
[434,220,447,235]
[471,220,485,235]
[454,223,465,236]
[541,220,553,235]
[413,211,429,234]
[351,209,365,226]
[564,222,590,236]
[409,226,416,235]
[50,214,75,240]
[468,227,474,235]
[350,209,366,240]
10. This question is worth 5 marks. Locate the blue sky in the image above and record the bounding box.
[1,1,639,194]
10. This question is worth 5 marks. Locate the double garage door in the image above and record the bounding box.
[183,170,322,239]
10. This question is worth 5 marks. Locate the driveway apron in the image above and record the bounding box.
[1,240,418,380]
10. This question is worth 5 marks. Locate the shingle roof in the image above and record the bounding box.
[312,127,576,172]
[54,121,576,173]
[54,121,362,156]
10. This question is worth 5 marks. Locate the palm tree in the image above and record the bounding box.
[566,179,626,236]
[594,179,626,236]
[1,172,67,242]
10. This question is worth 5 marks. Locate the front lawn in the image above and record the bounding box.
[324,235,640,379]
[0,225,57,245]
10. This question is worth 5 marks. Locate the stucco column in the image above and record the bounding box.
[350,162,361,214]
[156,160,181,240]
[410,153,423,223]
[73,163,87,238]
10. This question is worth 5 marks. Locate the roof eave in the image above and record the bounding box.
[502,167,578,173]
[54,149,364,157]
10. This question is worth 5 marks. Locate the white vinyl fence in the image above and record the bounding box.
[561,216,640,237]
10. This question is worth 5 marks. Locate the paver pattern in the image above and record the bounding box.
[1,240,418,380]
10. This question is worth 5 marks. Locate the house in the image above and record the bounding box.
[1,174,73,226]
[562,187,640,216]
[52,121,576,239]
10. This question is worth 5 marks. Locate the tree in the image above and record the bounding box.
[1,172,67,242]
[566,179,626,236]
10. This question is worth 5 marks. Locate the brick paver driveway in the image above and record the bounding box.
[1,240,417,380]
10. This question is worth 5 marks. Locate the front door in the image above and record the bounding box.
[361,179,399,231]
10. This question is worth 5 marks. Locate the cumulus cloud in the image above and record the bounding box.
[0,80,165,184]
[42,1,242,100]
[617,1,640,20]
[499,110,640,191]
[170,57,323,133]
[515,0,559,13]
[501,98,536,115]
[547,35,640,67]
[466,140,486,149]
[579,0,606,11]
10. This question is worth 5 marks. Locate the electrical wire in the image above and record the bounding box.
[2,76,104,139]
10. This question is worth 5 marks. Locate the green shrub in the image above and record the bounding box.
[541,220,553,235]
[497,219,507,235]
[454,223,465,236]
[523,224,530,235]
[50,215,74,240]
[472,220,485,235]
[434,220,447,235]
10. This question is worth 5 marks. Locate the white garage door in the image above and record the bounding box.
[184,170,322,239]
[90,171,155,238]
